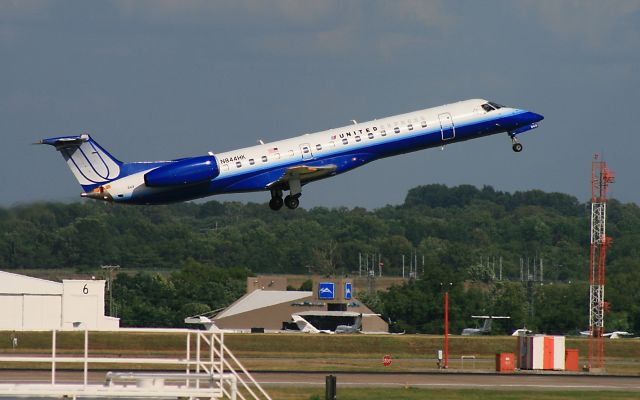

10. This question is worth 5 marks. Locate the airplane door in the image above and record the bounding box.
[300,143,313,160]
[438,113,455,141]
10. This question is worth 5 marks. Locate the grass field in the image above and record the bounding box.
[1,331,638,374]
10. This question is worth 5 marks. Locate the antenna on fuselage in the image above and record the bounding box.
[350,120,357,125]
[258,139,265,145]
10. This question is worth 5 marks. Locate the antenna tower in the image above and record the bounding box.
[588,154,614,370]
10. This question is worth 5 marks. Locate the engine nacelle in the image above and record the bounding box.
[144,155,219,187]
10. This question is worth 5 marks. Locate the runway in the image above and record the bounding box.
[1,370,639,391]
[254,371,640,391]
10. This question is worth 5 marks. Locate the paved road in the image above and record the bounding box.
[1,370,639,391]
[252,371,640,391]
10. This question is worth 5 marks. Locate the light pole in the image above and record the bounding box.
[441,282,452,369]
[445,290,449,369]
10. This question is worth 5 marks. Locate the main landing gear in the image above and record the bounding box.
[284,194,300,209]
[270,173,303,211]
[269,190,284,211]
[509,133,523,153]
[269,189,301,211]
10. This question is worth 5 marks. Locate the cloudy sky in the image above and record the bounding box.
[1,1,639,209]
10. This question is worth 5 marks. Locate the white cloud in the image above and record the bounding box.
[515,0,640,53]
[109,0,453,60]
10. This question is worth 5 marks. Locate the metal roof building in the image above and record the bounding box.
[212,276,388,333]
[0,270,119,330]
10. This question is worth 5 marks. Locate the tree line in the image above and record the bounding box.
[1,184,639,333]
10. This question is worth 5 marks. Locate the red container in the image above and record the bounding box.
[496,352,515,372]
[565,349,579,372]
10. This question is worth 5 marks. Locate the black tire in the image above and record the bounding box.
[512,143,523,153]
[284,195,300,210]
[269,197,284,211]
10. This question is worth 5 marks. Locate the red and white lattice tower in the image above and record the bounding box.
[588,154,614,370]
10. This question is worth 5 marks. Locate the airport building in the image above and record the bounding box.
[0,270,119,330]
[211,276,388,333]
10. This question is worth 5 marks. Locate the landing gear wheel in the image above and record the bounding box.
[284,195,300,210]
[269,196,284,211]
[512,142,523,153]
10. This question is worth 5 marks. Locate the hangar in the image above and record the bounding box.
[209,276,388,333]
[0,270,119,330]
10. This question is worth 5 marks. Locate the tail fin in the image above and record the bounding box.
[38,134,123,191]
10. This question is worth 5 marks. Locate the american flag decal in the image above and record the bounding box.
[331,135,336,140]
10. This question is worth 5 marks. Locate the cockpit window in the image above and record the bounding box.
[482,102,506,112]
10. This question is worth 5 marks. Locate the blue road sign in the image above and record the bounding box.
[345,282,352,300]
[319,282,335,300]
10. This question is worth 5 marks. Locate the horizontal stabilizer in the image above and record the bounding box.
[38,133,122,190]
[38,134,90,149]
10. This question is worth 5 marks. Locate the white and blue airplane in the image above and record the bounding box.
[39,99,543,210]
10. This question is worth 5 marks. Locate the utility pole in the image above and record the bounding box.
[101,265,120,317]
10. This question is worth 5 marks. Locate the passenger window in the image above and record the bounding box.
[342,138,348,145]
[355,136,361,142]
[249,159,255,165]
[235,161,242,168]
[421,121,427,128]
[316,144,322,151]
[261,155,267,162]
[394,127,400,134]
[408,124,413,131]
[302,146,310,154]
[368,132,374,139]
[381,130,387,137]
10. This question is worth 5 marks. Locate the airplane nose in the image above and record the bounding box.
[526,111,544,123]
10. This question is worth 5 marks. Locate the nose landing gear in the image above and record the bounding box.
[512,142,523,153]
[509,133,523,153]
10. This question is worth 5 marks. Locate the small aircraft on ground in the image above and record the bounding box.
[511,327,533,336]
[579,330,634,339]
[461,315,510,336]
[39,99,543,210]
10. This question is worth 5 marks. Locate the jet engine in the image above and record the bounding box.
[144,155,219,187]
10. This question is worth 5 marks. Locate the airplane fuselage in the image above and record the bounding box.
[41,98,543,209]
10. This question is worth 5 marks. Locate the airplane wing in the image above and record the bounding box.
[606,331,633,339]
[267,165,336,189]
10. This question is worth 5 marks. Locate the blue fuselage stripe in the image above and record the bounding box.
[124,110,534,204]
